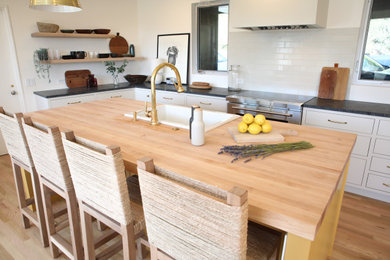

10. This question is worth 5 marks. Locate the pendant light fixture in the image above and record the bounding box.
[29,0,82,12]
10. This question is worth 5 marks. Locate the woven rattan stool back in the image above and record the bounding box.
[62,130,133,225]
[137,157,248,260]
[0,108,33,167]
[23,117,72,191]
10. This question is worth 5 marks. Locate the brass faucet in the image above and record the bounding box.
[150,62,184,125]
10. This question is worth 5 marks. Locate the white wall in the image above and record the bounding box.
[1,0,139,112]
[3,0,390,112]
[134,0,227,87]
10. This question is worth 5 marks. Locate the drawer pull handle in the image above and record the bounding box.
[328,119,347,124]
[111,95,122,98]
[67,101,81,105]
[200,102,212,105]
[383,183,390,188]
[163,97,173,100]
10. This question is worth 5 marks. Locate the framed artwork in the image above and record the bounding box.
[157,33,190,84]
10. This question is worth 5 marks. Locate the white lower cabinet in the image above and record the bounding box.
[134,88,151,102]
[186,94,227,112]
[94,89,134,100]
[156,90,186,106]
[36,94,96,109]
[303,107,390,202]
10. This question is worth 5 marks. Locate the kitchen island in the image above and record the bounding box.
[27,98,356,260]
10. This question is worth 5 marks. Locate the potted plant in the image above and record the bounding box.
[104,60,128,85]
[33,48,51,83]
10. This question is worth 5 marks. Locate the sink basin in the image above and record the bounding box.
[124,104,239,132]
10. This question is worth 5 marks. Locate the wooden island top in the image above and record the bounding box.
[27,98,356,243]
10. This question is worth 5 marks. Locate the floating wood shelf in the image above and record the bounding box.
[41,57,144,64]
[31,32,115,39]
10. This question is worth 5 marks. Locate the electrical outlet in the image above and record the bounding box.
[25,78,36,87]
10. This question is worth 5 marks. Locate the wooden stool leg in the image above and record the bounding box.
[136,239,143,260]
[80,206,95,260]
[31,168,49,247]
[11,162,30,228]
[41,184,60,257]
[97,221,107,231]
[67,191,83,260]
[150,245,158,260]
[122,223,137,260]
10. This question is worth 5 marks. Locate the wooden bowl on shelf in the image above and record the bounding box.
[37,22,59,33]
[93,29,111,34]
[60,29,75,33]
[75,29,93,34]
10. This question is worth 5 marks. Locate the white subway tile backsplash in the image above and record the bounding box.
[229,28,359,95]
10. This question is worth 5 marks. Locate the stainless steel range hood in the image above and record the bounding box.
[230,0,329,30]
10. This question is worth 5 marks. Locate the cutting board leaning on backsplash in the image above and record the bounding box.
[318,63,350,100]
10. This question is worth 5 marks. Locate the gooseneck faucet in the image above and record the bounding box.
[150,62,184,125]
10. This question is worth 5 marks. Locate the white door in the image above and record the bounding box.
[0,7,24,155]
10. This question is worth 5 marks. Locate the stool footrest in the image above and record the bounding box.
[51,233,73,259]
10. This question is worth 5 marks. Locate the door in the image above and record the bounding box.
[0,7,24,155]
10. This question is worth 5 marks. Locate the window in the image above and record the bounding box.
[192,0,229,72]
[357,0,390,83]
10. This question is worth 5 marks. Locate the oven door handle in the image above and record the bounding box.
[231,106,293,117]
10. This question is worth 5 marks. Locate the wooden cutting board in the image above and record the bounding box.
[109,33,129,55]
[65,70,91,88]
[228,127,285,143]
[318,63,350,100]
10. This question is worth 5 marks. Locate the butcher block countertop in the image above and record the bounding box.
[27,98,356,242]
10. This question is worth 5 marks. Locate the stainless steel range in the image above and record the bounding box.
[226,92,313,124]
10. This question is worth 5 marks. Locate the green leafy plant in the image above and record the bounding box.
[104,60,128,84]
[33,49,51,83]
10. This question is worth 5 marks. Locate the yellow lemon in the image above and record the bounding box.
[248,123,262,135]
[262,123,272,133]
[242,113,254,124]
[254,114,266,125]
[238,122,248,133]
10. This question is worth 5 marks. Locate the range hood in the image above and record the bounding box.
[230,0,329,30]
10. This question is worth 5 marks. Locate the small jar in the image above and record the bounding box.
[228,65,241,91]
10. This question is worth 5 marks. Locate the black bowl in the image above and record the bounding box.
[60,29,74,33]
[124,75,147,84]
[98,53,110,58]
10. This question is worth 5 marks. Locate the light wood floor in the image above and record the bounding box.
[0,155,389,260]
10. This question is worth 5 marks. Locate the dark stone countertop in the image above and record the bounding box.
[34,82,236,99]
[303,97,390,118]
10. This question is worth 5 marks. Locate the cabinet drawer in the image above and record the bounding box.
[186,95,227,112]
[156,91,186,106]
[366,174,390,194]
[351,135,371,157]
[370,156,390,175]
[377,119,390,137]
[95,90,134,100]
[373,138,390,156]
[346,156,366,186]
[304,109,374,134]
[48,94,95,108]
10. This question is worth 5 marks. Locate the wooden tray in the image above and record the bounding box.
[109,33,129,55]
[228,127,284,143]
[189,82,211,90]
[65,70,91,88]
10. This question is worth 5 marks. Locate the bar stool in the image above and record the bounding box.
[22,117,83,259]
[62,130,145,260]
[137,157,281,260]
[0,107,48,247]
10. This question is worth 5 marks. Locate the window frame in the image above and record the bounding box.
[191,0,229,75]
[353,0,390,87]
